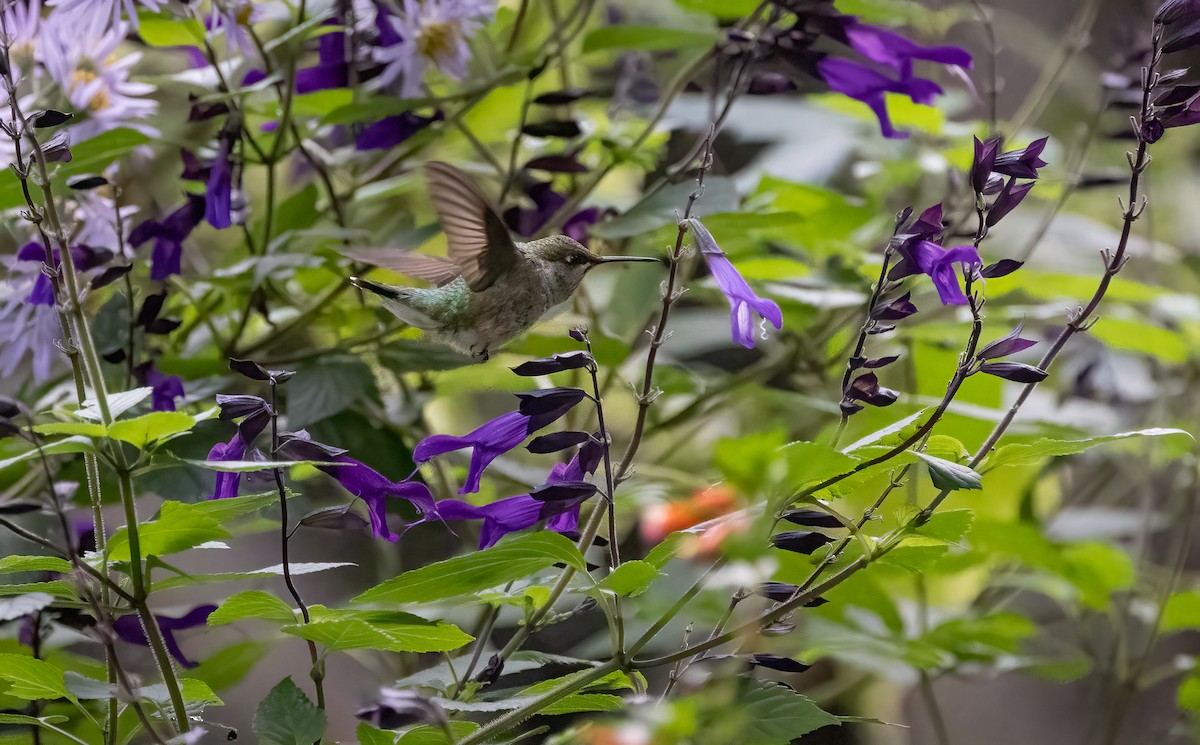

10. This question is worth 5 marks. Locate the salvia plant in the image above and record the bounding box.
[0,0,1199,742]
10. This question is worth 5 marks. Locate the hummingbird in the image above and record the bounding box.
[348,161,658,361]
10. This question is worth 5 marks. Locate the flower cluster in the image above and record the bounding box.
[732,2,971,138]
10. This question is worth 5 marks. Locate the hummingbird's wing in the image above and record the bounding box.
[425,161,520,292]
[341,247,460,287]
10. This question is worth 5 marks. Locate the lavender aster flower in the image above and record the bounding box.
[0,287,59,382]
[684,218,783,349]
[112,605,216,668]
[41,16,158,141]
[47,0,165,29]
[209,0,289,56]
[372,0,494,97]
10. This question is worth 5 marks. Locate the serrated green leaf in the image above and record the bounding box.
[107,411,195,448]
[984,428,1192,471]
[738,681,840,743]
[0,654,75,703]
[252,677,326,745]
[0,437,96,472]
[32,422,107,437]
[644,533,686,568]
[913,509,974,544]
[353,532,586,605]
[209,591,297,626]
[911,451,981,491]
[0,556,73,575]
[281,616,472,653]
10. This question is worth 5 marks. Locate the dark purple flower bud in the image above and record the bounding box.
[871,292,917,321]
[970,136,1000,194]
[414,411,533,494]
[525,153,588,173]
[980,259,1023,278]
[1157,0,1200,24]
[771,531,835,554]
[276,431,348,460]
[68,175,108,190]
[90,264,132,290]
[750,654,811,674]
[530,481,598,502]
[533,88,591,105]
[522,120,582,138]
[187,93,230,122]
[476,654,504,685]
[0,397,21,419]
[298,505,370,532]
[515,387,588,423]
[511,351,595,376]
[979,361,1049,383]
[30,109,73,128]
[747,72,797,95]
[756,581,799,603]
[992,137,1049,180]
[228,358,271,381]
[982,172,1006,196]
[977,322,1038,360]
[986,178,1035,227]
[527,431,593,454]
[0,502,41,514]
[113,605,217,668]
[218,391,272,422]
[846,373,899,407]
[840,400,865,416]
[568,326,589,343]
[862,355,900,369]
[1160,2,1200,52]
[781,509,843,529]
[1142,117,1167,143]
[805,596,829,608]
[1155,84,1200,107]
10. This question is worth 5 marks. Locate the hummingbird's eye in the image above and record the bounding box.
[565,254,584,265]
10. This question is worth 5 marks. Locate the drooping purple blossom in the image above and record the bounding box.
[684,218,783,349]
[205,409,270,500]
[138,363,185,412]
[112,605,217,668]
[504,182,568,237]
[817,57,943,140]
[318,458,435,542]
[842,21,972,80]
[977,323,1038,361]
[128,194,206,281]
[205,134,235,230]
[413,411,532,495]
[895,240,982,306]
[355,111,444,151]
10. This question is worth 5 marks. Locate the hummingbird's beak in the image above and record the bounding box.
[350,276,401,300]
[591,255,660,265]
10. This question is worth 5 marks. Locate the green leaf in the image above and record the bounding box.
[137,14,205,46]
[356,722,481,745]
[675,0,760,17]
[0,556,73,575]
[596,561,659,597]
[911,451,981,491]
[32,422,107,437]
[582,25,716,54]
[913,509,974,544]
[107,411,195,448]
[252,677,326,745]
[0,437,96,471]
[175,492,279,523]
[644,533,686,568]
[353,532,587,605]
[208,591,297,626]
[1162,591,1200,632]
[840,408,932,454]
[282,612,472,653]
[737,681,840,743]
[1090,318,1189,363]
[0,654,75,703]
[288,358,377,428]
[1180,673,1200,712]
[106,501,228,561]
[984,428,1192,471]
[357,723,397,745]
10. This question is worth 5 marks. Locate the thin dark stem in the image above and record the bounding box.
[269,379,326,711]
[585,337,623,654]
[919,671,952,745]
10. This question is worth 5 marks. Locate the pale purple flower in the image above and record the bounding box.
[685,218,783,349]
[113,605,216,668]
[40,16,157,141]
[0,288,59,382]
[372,0,494,97]
[2,0,42,80]
[209,0,290,57]
[72,191,138,250]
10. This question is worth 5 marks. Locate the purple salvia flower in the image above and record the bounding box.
[296,18,350,93]
[816,57,943,139]
[897,241,982,306]
[139,364,185,412]
[992,137,1049,179]
[428,494,544,549]
[843,21,972,80]
[314,457,436,542]
[563,207,602,245]
[413,411,532,494]
[112,605,216,668]
[504,182,568,237]
[205,409,269,500]
[355,111,444,150]
[685,218,783,349]
[205,136,234,230]
[129,194,206,281]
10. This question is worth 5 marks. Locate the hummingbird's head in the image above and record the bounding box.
[530,235,659,294]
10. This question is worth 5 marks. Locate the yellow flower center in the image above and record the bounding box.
[234,1,254,26]
[69,69,110,112]
[417,20,458,62]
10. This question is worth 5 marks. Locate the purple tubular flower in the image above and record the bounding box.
[563,207,602,246]
[355,111,443,151]
[205,136,233,230]
[205,410,269,500]
[113,605,217,668]
[295,20,349,93]
[977,323,1038,360]
[843,21,972,80]
[992,137,1049,179]
[685,218,783,349]
[129,194,206,282]
[898,241,982,306]
[19,243,111,305]
[139,364,185,412]
[429,494,544,549]
[316,457,436,541]
[817,57,942,139]
[414,411,533,495]
[504,182,568,237]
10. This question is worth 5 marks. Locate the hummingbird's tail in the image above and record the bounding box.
[352,277,440,331]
